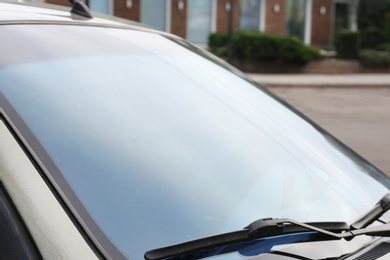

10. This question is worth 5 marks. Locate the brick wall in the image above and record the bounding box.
[265,0,286,35]
[44,0,334,47]
[216,0,239,32]
[170,0,187,38]
[311,0,333,47]
[114,0,140,22]
[46,0,71,7]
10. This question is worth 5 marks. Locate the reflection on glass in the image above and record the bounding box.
[0,25,388,259]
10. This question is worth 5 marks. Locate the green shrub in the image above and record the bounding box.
[358,0,390,32]
[278,36,322,64]
[208,32,228,55]
[335,30,359,59]
[277,36,303,63]
[360,27,386,49]
[385,12,390,41]
[359,49,390,67]
[234,31,281,61]
[208,31,322,65]
[306,44,324,60]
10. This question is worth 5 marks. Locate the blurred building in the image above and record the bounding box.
[45,0,359,47]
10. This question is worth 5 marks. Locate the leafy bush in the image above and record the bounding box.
[234,31,280,61]
[385,12,390,41]
[359,49,390,67]
[358,0,390,31]
[335,30,359,59]
[208,31,322,65]
[358,1,390,51]
[278,36,322,64]
[360,27,386,49]
[208,32,228,55]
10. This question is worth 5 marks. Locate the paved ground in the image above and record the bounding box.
[247,73,390,87]
[247,74,390,176]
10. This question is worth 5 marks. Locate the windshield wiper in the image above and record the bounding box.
[145,193,390,260]
[350,193,390,229]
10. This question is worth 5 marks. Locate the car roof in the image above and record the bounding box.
[0,1,167,35]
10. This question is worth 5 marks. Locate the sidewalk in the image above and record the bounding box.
[246,73,390,88]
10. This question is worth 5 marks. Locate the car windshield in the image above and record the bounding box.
[0,24,389,259]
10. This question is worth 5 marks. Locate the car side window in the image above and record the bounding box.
[0,182,42,260]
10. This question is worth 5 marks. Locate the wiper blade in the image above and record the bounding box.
[145,193,390,260]
[144,219,348,260]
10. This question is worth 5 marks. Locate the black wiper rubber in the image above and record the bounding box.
[145,229,249,260]
[351,193,390,230]
[144,219,348,260]
[145,193,390,260]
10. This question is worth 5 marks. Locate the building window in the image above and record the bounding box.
[187,0,215,44]
[239,0,262,31]
[285,0,306,41]
[88,0,112,15]
[141,0,170,32]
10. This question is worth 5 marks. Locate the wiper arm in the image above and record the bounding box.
[350,193,390,229]
[145,193,390,260]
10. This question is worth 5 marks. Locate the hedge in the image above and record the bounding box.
[335,30,359,59]
[360,27,386,49]
[208,32,228,57]
[385,12,390,41]
[208,31,322,65]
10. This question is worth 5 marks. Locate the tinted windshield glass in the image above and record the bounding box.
[0,25,388,259]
